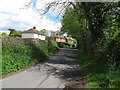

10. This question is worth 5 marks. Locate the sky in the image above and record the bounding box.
[0,0,63,34]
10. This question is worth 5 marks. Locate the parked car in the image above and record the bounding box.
[57,42,65,48]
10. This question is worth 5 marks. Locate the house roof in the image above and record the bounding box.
[22,27,41,34]
[51,36,67,39]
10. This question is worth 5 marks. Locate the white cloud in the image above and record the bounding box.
[0,30,10,35]
[0,0,31,13]
[38,15,61,31]
[0,0,62,31]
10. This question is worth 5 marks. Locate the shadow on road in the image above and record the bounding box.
[44,48,85,81]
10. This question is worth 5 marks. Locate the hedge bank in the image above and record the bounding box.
[2,37,58,75]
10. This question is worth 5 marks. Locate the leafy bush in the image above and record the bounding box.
[0,32,8,36]
[8,29,22,37]
[77,50,120,88]
[2,37,58,75]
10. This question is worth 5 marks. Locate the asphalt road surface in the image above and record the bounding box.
[2,48,83,88]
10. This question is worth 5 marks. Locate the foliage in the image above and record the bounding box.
[8,29,22,37]
[39,29,47,35]
[0,32,8,36]
[61,2,120,88]
[46,37,59,55]
[2,37,58,75]
[77,51,120,88]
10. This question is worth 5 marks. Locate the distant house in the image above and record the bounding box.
[66,37,75,44]
[22,27,45,40]
[50,35,75,44]
[55,36,67,42]
[50,35,67,43]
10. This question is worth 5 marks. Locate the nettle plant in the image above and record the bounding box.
[2,37,58,75]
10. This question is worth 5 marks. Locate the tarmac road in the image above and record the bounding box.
[2,48,82,88]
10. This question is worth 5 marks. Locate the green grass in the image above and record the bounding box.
[2,37,58,75]
[77,51,120,88]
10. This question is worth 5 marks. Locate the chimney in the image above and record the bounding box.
[33,26,36,29]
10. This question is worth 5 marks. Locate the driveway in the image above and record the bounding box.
[2,48,85,88]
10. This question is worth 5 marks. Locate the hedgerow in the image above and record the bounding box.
[61,2,120,88]
[2,37,58,75]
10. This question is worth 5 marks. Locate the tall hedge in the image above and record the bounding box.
[2,37,58,75]
[61,2,120,88]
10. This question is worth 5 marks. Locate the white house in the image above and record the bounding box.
[22,27,45,40]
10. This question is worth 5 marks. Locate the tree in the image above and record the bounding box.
[0,32,8,36]
[39,29,46,35]
[8,29,22,37]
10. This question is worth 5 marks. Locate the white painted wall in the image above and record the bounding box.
[39,35,45,40]
[22,33,45,40]
[34,34,39,38]
[22,33,35,38]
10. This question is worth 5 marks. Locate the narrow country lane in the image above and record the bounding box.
[2,48,86,88]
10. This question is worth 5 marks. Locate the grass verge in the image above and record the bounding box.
[77,51,120,88]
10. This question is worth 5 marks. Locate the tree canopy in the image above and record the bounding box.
[0,32,8,36]
[8,29,22,37]
[61,2,120,88]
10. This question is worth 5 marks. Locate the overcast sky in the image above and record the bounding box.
[0,0,62,33]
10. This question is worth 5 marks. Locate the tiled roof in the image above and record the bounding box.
[51,36,67,39]
[22,27,40,34]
